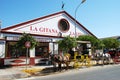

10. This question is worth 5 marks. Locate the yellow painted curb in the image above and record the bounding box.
[22,68,44,76]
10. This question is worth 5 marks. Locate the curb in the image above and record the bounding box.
[0,73,27,80]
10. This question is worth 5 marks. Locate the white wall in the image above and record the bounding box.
[0,41,5,58]
[30,48,35,57]
[49,42,58,54]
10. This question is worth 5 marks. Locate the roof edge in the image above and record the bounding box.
[1,10,97,38]
[2,11,66,31]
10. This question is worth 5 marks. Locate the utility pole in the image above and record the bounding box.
[74,0,86,38]
[0,21,1,37]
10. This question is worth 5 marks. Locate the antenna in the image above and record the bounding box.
[61,1,65,10]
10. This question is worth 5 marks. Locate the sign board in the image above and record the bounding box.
[25,41,31,48]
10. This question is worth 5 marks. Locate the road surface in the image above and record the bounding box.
[17,64,120,80]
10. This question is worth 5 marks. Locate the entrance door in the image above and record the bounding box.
[35,42,49,58]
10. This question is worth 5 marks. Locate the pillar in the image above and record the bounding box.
[0,40,5,66]
[29,48,35,65]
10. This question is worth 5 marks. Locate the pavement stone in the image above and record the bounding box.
[0,65,53,80]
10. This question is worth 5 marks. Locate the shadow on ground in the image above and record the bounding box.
[31,63,115,77]
[32,66,74,77]
[0,65,12,69]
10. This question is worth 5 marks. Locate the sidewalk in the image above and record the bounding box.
[0,65,53,80]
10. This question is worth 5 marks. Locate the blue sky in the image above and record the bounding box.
[0,0,120,38]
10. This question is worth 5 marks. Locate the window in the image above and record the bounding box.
[35,42,49,58]
[6,42,29,58]
[58,19,69,32]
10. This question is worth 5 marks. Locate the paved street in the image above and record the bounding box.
[16,64,120,80]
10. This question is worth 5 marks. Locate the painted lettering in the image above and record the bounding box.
[34,27,38,31]
[30,26,58,34]
[30,26,32,31]
[70,31,83,36]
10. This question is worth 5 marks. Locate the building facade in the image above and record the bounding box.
[0,11,95,66]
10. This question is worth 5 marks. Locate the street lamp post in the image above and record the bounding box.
[74,0,86,38]
[0,21,1,37]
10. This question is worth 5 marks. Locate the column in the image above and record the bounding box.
[29,48,35,65]
[0,40,5,66]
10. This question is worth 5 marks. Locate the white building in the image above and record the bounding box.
[0,11,96,66]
